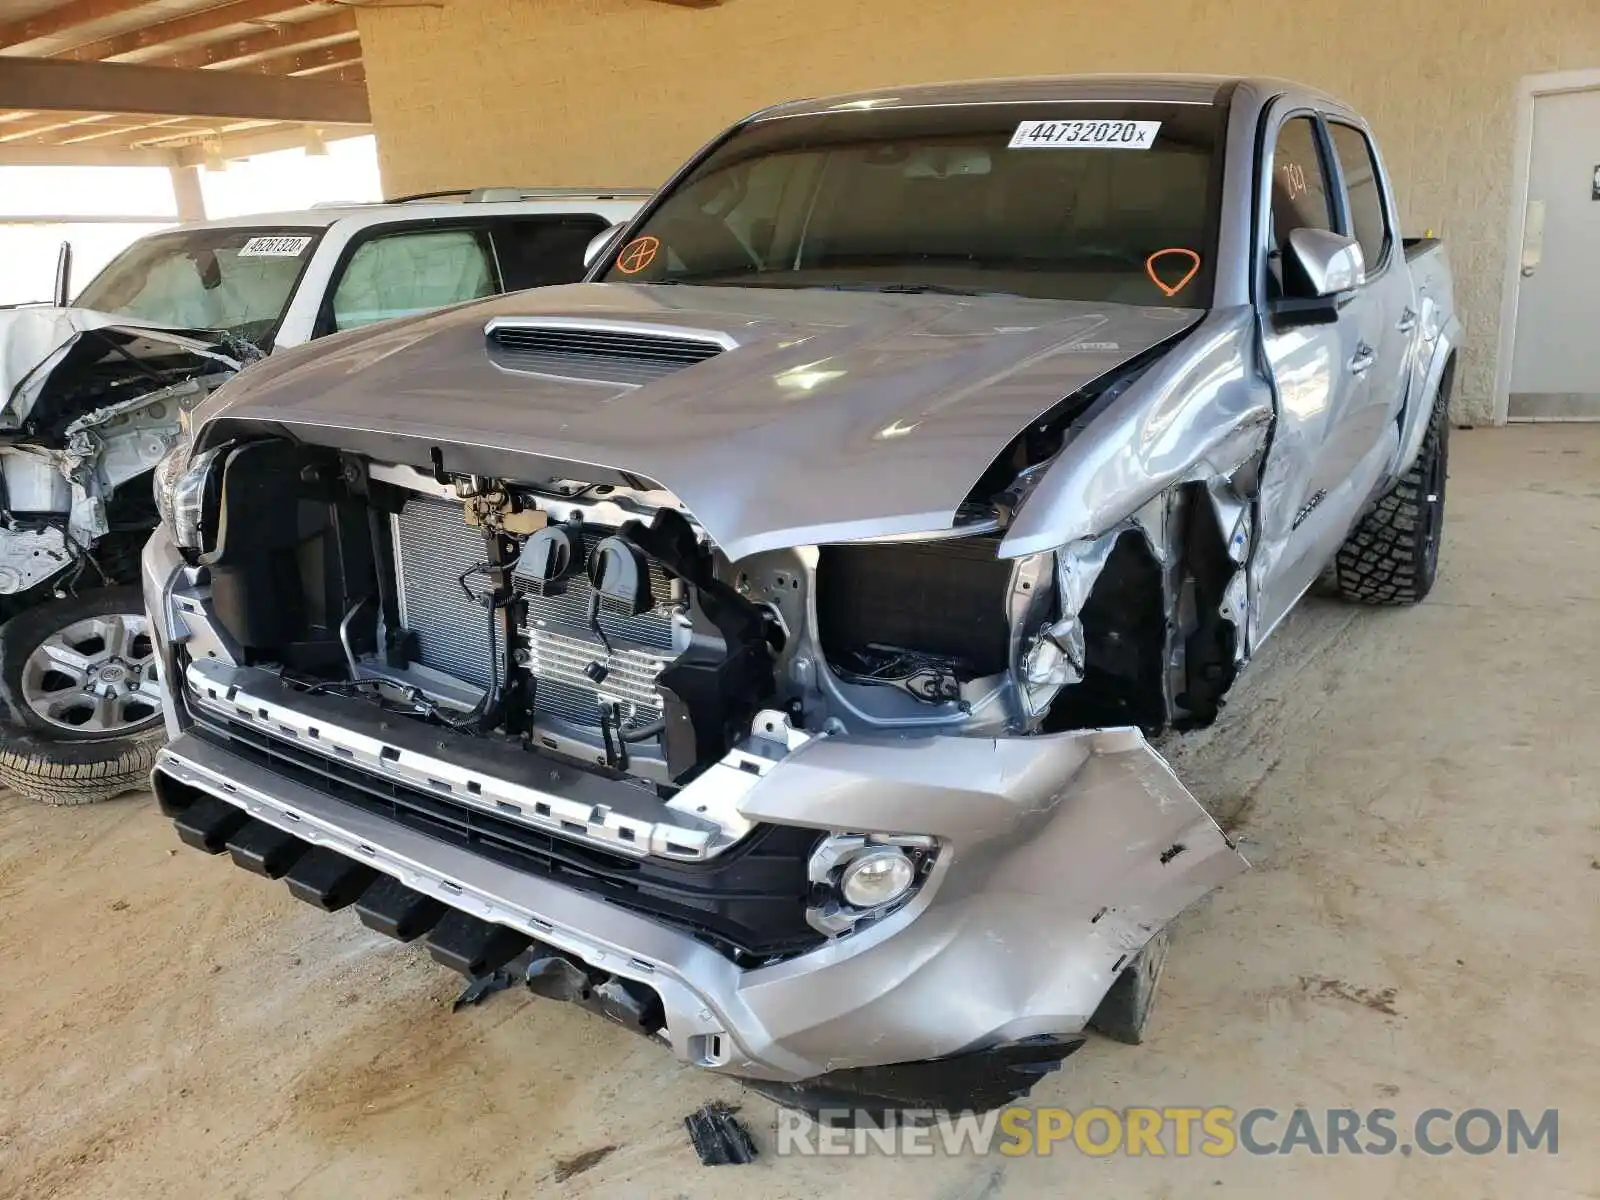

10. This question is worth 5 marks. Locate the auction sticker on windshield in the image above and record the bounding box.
[1009,120,1162,150]
[238,235,315,257]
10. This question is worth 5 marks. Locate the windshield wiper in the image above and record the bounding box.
[818,282,1020,297]
[638,277,1020,298]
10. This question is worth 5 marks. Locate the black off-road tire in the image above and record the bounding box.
[1087,929,1170,1044]
[1331,377,1452,606]
[0,587,164,806]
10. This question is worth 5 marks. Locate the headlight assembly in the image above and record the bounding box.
[152,433,226,551]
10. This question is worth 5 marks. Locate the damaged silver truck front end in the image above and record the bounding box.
[142,75,1459,1112]
[141,286,1254,1110]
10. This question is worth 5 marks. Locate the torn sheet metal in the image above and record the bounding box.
[1019,529,1120,718]
[1,307,242,430]
[999,306,1272,559]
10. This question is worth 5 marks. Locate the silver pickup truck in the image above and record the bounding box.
[144,75,1459,1115]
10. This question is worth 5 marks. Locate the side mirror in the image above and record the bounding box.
[53,240,73,307]
[1286,228,1365,298]
[583,222,628,270]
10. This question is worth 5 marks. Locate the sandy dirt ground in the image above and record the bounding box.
[1,425,1597,1199]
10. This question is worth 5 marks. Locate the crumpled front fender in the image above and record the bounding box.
[999,306,1272,560]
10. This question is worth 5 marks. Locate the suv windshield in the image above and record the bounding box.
[76,226,323,345]
[599,102,1223,307]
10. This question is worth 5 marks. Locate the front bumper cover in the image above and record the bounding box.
[144,525,1248,1091]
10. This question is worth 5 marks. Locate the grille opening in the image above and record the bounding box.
[188,715,824,962]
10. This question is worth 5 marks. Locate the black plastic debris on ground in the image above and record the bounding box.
[684,1102,757,1165]
[451,969,516,1011]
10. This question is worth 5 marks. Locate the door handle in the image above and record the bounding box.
[1348,344,1376,375]
[1397,308,1418,333]
[1521,199,1546,277]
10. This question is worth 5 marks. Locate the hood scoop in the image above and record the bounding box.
[485,317,732,387]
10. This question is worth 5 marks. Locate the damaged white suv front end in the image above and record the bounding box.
[0,309,248,799]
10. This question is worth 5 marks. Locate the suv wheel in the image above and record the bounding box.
[0,587,166,805]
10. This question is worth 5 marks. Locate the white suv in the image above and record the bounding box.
[0,188,647,804]
[72,188,650,351]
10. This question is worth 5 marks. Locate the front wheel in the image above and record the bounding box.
[1331,378,1451,606]
[0,587,166,805]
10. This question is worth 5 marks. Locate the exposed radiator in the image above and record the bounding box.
[392,497,496,687]
[515,529,675,732]
[392,496,676,732]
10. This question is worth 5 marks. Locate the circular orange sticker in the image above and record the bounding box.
[616,235,660,275]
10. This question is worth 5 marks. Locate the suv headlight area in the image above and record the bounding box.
[807,833,938,936]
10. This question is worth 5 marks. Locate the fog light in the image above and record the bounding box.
[839,847,915,908]
[807,833,936,937]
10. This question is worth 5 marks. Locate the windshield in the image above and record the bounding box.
[76,226,322,344]
[599,102,1223,306]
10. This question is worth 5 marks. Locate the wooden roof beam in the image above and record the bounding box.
[13,114,224,146]
[154,13,357,70]
[169,120,368,165]
[0,0,163,51]
[56,1,328,61]
[268,40,361,76]
[0,57,371,123]
[0,142,178,166]
[310,62,365,85]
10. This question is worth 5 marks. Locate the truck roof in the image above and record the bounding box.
[755,74,1350,121]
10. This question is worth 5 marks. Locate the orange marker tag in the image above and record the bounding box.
[616,236,660,275]
[1145,248,1202,298]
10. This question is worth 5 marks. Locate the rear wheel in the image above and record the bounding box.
[0,587,165,805]
[1332,377,1451,606]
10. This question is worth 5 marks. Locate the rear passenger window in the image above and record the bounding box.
[1328,122,1390,272]
[490,216,611,291]
[1270,116,1335,252]
[330,228,497,331]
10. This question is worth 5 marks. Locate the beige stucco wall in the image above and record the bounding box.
[355,0,1600,423]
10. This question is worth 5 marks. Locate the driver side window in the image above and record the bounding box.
[1268,116,1335,292]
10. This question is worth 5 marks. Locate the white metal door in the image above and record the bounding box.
[1509,87,1600,420]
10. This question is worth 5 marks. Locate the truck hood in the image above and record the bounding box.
[1,306,245,431]
[198,283,1200,559]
